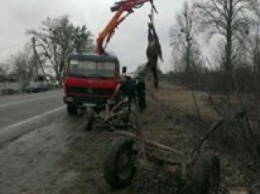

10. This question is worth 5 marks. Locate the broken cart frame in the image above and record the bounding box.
[102,105,232,194]
[83,96,137,131]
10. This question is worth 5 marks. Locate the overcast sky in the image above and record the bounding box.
[0,0,185,72]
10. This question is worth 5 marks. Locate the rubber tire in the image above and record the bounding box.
[190,153,220,194]
[103,137,136,189]
[67,105,77,116]
[85,111,94,131]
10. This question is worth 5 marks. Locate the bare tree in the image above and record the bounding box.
[170,1,202,73]
[10,50,34,82]
[253,5,260,73]
[195,0,258,72]
[246,2,260,92]
[28,15,94,84]
[0,64,9,91]
[0,64,8,81]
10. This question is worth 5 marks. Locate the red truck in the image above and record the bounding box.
[63,0,154,116]
[63,53,120,115]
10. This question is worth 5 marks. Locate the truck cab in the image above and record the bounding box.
[63,53,120,115]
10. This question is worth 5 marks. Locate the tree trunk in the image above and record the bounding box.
[225,0,233,73]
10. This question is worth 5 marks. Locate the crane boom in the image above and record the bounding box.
[96,0,155,55]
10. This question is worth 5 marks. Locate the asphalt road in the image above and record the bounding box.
[0,89,91,194]
[0,90,64,130]
[0,90,65,145]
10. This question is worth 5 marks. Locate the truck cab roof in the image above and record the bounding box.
[70,53,119,63]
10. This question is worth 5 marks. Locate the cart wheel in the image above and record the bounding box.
[85,109,94,131]
[67,104,77,116]
[85,116,93,131]
[190,153,220,194]
[103,137,136,189]
[129,103,138,129]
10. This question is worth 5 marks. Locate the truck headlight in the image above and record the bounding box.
[65,97,73,103]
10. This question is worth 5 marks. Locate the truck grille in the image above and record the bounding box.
[71,95,109,104]
[67,87,114,96]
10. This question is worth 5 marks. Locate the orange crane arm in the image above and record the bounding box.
[96,0,155,55]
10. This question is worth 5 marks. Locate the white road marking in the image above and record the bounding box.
[0,94,62,108]
[0,106,65,132]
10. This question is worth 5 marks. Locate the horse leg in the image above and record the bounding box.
[150,60,159,89]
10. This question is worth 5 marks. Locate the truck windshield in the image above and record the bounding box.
[69,60,116,78]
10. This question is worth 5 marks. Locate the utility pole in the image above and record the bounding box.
[32,37,50,86]
[32,37,38,81]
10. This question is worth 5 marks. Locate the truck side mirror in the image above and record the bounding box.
[122,66,127,74]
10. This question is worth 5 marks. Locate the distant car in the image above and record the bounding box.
[51,80,60,88]
[25,82,47,93]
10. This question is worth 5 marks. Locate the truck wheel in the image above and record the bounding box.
[190,153,220,194]
[85,109,94,131]
[103,137,136,189]
[67,105,77,116]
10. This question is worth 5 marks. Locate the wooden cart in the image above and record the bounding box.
[103,104,223,194]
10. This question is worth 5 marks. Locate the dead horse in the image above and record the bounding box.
[141,22,163,89]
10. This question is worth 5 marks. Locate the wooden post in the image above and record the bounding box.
[32,37,38,81]
[32,37,50,86]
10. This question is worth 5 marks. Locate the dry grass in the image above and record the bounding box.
[149,83,219,119]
